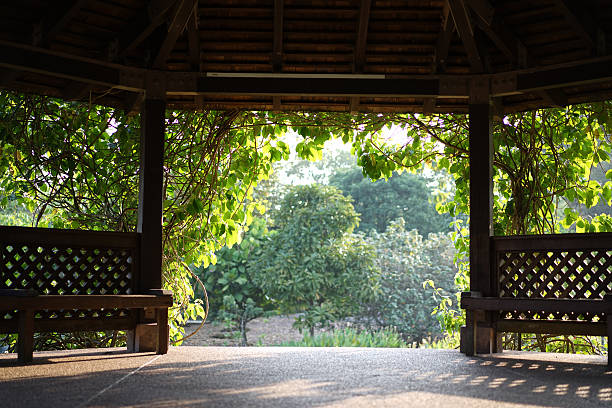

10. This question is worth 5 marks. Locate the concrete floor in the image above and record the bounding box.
[1,347,611,408]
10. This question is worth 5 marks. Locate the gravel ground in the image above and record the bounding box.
[181,314,306,346]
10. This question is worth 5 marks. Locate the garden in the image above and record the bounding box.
[1,91,611,355]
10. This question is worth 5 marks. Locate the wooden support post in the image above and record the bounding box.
[138,97,165,291]
[132,86,166,352]
[17,309,34,363]
[156,307,169,354]
[461,80,497,354]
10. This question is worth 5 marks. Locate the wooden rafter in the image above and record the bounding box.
[113,0,180,60]
[466,0,569,107]
[433,1,453,74]
[448,0,484,73]
[351,0,372,113]
[34,0,88,47]
[186,2,200,71]
[553,0,596,53]
[153,0,197,69]
[353,0,372,74]
[272,0,284,72]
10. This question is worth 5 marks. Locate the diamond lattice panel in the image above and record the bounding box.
[497,250,612,322]
[1,244,134,321]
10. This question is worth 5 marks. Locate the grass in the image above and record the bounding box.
[276,327,460,349]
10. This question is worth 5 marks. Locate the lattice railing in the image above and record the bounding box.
[493,233,612,322]
[0,226,139,322]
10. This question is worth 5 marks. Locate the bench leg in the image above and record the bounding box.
[156,307,169,354]
[462,310,476,356]
[606,295,612,369]
[17,309,34,363]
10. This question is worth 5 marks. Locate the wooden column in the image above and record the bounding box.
[468,102,493,297]
[129,88,167,353]
[138,97,165,291]
[461,81,497,355]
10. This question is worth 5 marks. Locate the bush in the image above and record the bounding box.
[359,218,457,343]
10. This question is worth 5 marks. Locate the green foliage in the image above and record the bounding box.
[255,184,380,335]
[0,92,294,344]
[360,218,457,343]
[278,327,408,348]
[194,218,273,345]
[329,168,452,235]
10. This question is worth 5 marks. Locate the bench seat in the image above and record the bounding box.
[0,290,172,363]
[461,292,612,367]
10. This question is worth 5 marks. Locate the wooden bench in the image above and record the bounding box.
[0,226,172,363]
[460,233,612,367]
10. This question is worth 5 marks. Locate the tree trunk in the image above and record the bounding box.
[240,313,248,346]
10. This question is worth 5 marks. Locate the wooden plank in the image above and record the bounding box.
[186,4,200,71]
[353,0,372,74]
[496,319,607,336]
[115,0,180,58]
[492,232,612,252]
[153,0,197,69]
[0,294,172,309]
[448,0,483,73]
[0,225,139,249]
[36,0,89,47]
[197,76,439,97]
[138,99,166,291]
[461,297,612,314]
[433,1,453,73]
[468,103,493,296]
[516,59,612,93]
[552,0,595,52]
[0,316,136,334]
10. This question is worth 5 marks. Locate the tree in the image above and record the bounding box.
[329,168,453,235]
[360,218,457,343]
[255,184,380,335]
[194,218,273,345]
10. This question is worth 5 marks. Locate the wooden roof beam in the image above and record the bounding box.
[553,0,598,54]
[153,0,197,69]
[272,0,284,72]
[113,0,180,59]
[33,0,88,47]
[448,0,484,73]
[353,0,372,74]
[466,0,527,68]
[186,3,200,71]
[433,1,453,74]
[2,40,612,100]
[351,0,372,113]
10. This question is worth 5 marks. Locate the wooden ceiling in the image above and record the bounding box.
[0,0,611,113]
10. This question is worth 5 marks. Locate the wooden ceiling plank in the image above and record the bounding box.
[552,0,596,52]
[187,2,200,71]
[464,0,493,26]
[115,0,180,59]
[433,1,453,74]
[448,0,484,73]
[272,0,284,72]
[35,0,89,47]
[353,0,372,74]
[153,0,197,69]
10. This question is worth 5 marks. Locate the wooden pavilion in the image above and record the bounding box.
[0,0,612,363]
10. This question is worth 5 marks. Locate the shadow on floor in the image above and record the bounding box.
[1,348,610,408]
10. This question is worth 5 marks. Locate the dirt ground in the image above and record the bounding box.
[181,314,306,347]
